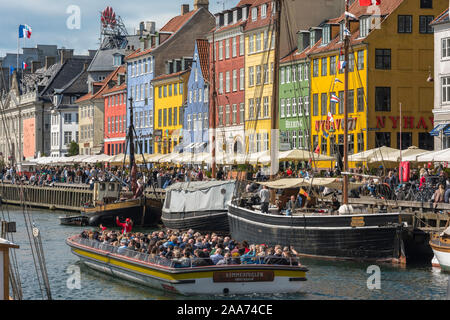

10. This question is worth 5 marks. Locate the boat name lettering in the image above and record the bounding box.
[213,271,274,282]
[351,216,365,227]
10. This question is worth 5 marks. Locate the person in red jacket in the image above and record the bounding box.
[116,217,133,234]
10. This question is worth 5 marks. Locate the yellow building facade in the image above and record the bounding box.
[309,0,446,163]
[244,3,276,154]
[152,70,189,154]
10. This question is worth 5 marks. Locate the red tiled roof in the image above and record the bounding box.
[152,69,190,82]
[244,0,274,32]
[332,0,404,23]
[237,0,255,7]
[196,39,210,80]
[76,66,125,103]
[280,46,311,64]
[160,9,199,33]
[213,19,247,34]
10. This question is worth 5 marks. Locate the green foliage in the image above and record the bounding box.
[67,141,79,157]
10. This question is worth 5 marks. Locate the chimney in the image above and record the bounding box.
[194,0,209,10]
[181,4,190,15]
[31,61,42,73]
[60,49,74,64]
[83,62,90,71]
[45,56,56,70]
[146,21,156,34]
[88,50,97,58]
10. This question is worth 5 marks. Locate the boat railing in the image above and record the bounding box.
[71,236,303,268]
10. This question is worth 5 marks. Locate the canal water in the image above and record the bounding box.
[2,206,449,300]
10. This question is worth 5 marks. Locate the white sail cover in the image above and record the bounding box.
[163,180,236,214]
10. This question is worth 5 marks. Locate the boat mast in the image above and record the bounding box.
[270,0,282,179]
[211,31,217,179]
[128,97,137,194]
[342,0,350,205]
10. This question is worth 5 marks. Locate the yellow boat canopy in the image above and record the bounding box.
[257,178,364,191]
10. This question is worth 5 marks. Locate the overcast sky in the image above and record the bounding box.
[0,0,235,57]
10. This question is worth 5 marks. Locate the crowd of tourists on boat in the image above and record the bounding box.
[78,225,302,267]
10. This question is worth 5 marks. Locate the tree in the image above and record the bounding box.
[68,141,79,156]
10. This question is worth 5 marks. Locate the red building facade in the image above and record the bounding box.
[208,1,253,155]
[103,66,127,156]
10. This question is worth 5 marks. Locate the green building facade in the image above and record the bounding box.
[279,47,310,151]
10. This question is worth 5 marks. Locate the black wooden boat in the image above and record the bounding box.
[59,215,89,226]
[161,180,235,232]
[81,97,163,227]
[228,202,404,263]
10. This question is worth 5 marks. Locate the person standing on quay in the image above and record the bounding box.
[259,185,270,214]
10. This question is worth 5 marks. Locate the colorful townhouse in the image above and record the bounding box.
[308,0,444,159]
[127,1,215,154]
[184,39,210,153]
[244,0,276,153]
[125,50,155,154]
[279,34,311,151]
[153,69,190,154]
[208,0,251,155]
[102,66,127,156]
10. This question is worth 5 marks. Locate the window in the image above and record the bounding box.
[348,89,354,113]
[173,107,177,126]
[357,88,365,112]
[64,113,72,124]
[163,109,167,127]
[249,99,255,119]
[158,110,162,127]
[249,34,254,53]
[313,94,319,116]
[256,65,262,85]
[291,64,296,82]
[240,68,245,90]
[281,67,285,84]
[168,108,172,126]
[321,58,327,76]
[321,137,327,155]
[345,53,354,72]
[338,91,344,114]
[298,97,303,115]
[322,25,330,45]
[240,36,244,56]
[232,104,237,124]
[218,106,224,126]
[187,114,191,130]
[397,132,412,150]
[204,86,208,102]
[199,88,202,102]
[357,133,364,153]
[357,51,364,70]
[375,49,391,69]
[261,4,267,18]
[280,98,285,118]
[240,103,245,124]
[225,105,230,125]
[419,132,434,150]
[252,7,258,21]
[226,71,230,93]
[298,64,303,81]
[203,112,208,128]
[313,59,319,77]
[398,15,412,33]
[419,16,434,34]
[330,56,336,75]
[321,93,327,116]
[168,84,172,97]
[348,134,354,155]
[360,17,370,38]
[256,33,261,52]
[248,66,254,87]
[219,72,224,94]
[225,39,230,59]
[286,66,291,83]
[442,76,450,103]
[420,0,432,9]
[330,92,336,115]
[163,85,167,97]
[305,64,309,80]
[219,41,223,60]
[232,37,237,57]
[375,87,391,111]
[232,70,237,92]
[264,30,269,50]
[180,83,183,95]
[286,98,291,117]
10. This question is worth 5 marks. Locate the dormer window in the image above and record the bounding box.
[339,22,345,42]
[225,13,229,26]
[252,7,258,21]
[310,31,316,47]
[233,9,238,23]
[322,25,330,45]
[53,95,60,106]
[360,17,370,38]
[113,54,123,67]
[242,7,248,21]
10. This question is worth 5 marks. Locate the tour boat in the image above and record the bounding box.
[66,235,308,295]
[161,180,235,232]
[429,220,450,272]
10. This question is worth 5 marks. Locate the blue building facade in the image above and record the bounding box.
[126,50,154,154]
[183,40,209,153]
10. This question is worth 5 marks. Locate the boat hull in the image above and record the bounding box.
[430,240,450,272]
[83,198,162,227]
[67,236,308,295]
[161,210,229,232]
[228,204,403,262]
